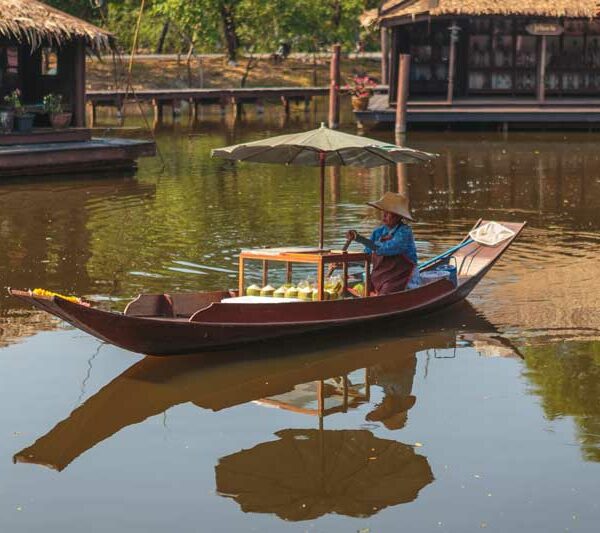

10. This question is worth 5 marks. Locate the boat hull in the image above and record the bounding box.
[9,220,526,356]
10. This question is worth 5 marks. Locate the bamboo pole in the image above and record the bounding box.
[395,54,411,135]
[328,44,341,129]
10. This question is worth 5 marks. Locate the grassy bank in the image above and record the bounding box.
[86,54,381,91]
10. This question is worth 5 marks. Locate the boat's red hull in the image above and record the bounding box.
[9,221,525,355]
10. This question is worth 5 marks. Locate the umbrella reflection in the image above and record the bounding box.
[216,428,433,521]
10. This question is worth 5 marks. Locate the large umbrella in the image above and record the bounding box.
[215,428,433,521]
[211,123,436,248]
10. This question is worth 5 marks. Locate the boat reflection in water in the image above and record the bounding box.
[14,303,520,519]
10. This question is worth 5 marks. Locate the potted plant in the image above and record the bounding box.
[43,93,72,129]
[343,74,377,111]
[4,89,35,133]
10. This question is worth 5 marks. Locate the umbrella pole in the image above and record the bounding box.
[319,153,325,249]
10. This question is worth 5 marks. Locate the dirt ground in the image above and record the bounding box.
[86,54,381,91]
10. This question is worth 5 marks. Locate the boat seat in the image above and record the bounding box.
[124,291,234,318]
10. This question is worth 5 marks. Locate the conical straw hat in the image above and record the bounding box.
[367,191,414,221]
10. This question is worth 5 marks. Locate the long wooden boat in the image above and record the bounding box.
[8,220,525,356]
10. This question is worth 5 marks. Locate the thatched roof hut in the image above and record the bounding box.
[0,0,114,52]
[379,0,600,24]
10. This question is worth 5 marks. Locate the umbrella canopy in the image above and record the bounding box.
[215,428,433,521]
[212,123,435,167]
[211,124,436,248]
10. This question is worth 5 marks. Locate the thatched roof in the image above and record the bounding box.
[379,0,600,24]
[0,0,114,52]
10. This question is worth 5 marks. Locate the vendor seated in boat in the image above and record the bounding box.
[347,192,419,295]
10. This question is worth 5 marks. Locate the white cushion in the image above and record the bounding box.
[221,296,304,304]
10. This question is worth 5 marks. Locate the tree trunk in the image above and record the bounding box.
[331,0,342,31]
[220,2,239,63]
[156,20,170,54]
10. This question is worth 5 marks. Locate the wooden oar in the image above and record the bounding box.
[418,239,474,271]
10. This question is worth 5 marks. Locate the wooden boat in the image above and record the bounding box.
[8,220,526,356]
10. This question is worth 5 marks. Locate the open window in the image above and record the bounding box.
[41,47,58,76]
[0,45,19,91]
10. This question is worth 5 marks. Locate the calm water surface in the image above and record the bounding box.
[1,106,600,532]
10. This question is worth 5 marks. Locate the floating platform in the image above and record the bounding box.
[355,95,600,127]
[0,129,156,178]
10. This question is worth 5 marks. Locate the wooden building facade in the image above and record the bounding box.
[0,0,154,177]
[359,0,600,126]
[0,0,113,127]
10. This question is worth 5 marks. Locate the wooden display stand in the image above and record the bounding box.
[238,248,371,300]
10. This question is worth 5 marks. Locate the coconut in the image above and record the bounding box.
[274,286,287,298]
[285,287,299,299]
[353,283,364,296]
[260,284,276,297]
[246,284,261,297]
[298,287,313,301]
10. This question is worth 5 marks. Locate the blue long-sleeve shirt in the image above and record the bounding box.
[364,224,418,264]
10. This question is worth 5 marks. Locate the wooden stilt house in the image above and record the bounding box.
[359,0,600,126]
[0,0,154,177]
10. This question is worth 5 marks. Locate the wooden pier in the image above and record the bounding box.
[356,94,600,127]
[86,85,389,124]
[0,130,155,177]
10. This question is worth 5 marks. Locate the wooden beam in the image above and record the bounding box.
[73,39,86,127]
[328,44,341,129]
[395,54,411,134]
[447,23,459,104]
[381,27,390,85]
[537,35,547,103]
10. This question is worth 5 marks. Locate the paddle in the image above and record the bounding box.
[417,239,473,271]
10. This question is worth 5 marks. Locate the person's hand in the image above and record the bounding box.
[346,230,358,241]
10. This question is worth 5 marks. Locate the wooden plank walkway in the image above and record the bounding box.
[356,94,600,125]
[86,85,389,123]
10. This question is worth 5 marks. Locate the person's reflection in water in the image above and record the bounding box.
[365,352,417,430]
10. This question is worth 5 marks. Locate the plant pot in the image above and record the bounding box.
[50,112,72,129]
[14,113,35,133]
[351,95,370,111]
[0,109,14,133]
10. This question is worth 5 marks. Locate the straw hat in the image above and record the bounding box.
[367,191,414,221]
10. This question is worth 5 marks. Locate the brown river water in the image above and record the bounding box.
[1,104,599,532]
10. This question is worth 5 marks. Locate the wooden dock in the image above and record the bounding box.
[0,132,156,177]
[356,94,600,127]
[86,86,388,123]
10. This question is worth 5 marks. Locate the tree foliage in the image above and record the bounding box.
[44,0,380,58]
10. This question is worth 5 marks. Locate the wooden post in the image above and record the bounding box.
[262,260,269,287]
[317,259,325,300]
[238,257,245,295]
[447,23,459,104]
[395,54,411,134]
[328,44,341,129]
[89,102,97,127]
[172,99,179,120]
[73,39,86,127]
[397,162,408,197]
[381,27,390,85]
[152,99,163,124]
[281,96,290,115]
[537,35,547,103]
